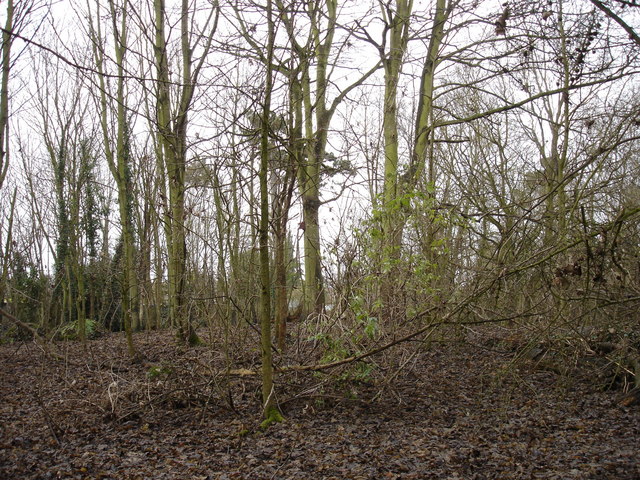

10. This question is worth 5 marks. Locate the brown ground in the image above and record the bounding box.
[1,329,638,479]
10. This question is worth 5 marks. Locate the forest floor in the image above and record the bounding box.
[0,328,639,479]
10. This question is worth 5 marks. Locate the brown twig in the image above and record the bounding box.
[33,390,62,446]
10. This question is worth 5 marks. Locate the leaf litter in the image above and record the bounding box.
[0,329,638,479]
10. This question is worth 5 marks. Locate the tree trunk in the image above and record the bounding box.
[259,0,282,427]
[153,0,216,345]
[379,0,412,322]
[91,0,137,357]
[0,0,13,190]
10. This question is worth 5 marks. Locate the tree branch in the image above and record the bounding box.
[588,0,640,47]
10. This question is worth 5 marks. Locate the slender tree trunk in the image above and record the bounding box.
[273,168,295,351]
[0,188,17,325]
[404,0,449,280]
[91,0,137,357]
[153,0,216,345]
[69,172,86,344]
[153,0,192,343]
[297,0,338,316]
[259,0,282,427]
[272,0,379,318]
[139,180,153,331]
[410,0,449,187]
[0,0,13,190]
[544,0,571,245]
[378,0,450,319]
[153,208,163,329]
[50,134,71,329]
[379,0,412,321]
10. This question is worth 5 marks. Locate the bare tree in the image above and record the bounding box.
[153,0,219,345]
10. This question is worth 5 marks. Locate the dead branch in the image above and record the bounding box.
[278,311,446,374]
[0,307,64,360]
[1,306,42,340]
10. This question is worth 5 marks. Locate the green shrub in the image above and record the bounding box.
[56,318,101,340]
